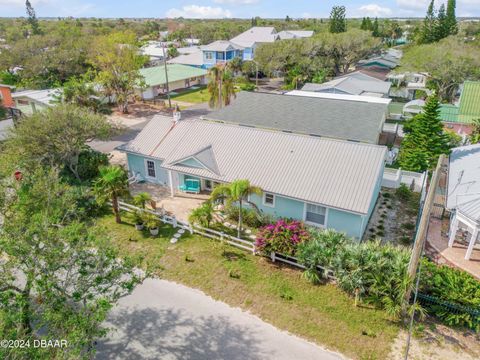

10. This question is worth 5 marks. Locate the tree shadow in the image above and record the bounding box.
[96,306,268,360]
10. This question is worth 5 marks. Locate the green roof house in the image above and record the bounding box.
[137,64,208,100]
[458,81,480,124]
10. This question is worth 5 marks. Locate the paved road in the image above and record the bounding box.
[96,279,345,360]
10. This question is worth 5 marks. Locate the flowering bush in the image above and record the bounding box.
[255,219,310,256]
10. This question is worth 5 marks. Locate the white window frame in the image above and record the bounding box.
[303,203,328,227]
[144,159,156,179]
[205,51,213,60]
[263,193,275,208]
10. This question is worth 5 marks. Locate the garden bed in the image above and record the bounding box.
[363,187,421,246]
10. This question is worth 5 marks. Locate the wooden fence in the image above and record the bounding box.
[116,200,335,279]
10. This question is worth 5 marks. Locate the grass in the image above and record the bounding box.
[388,101,406,115]
[170,86,209,104]
[94,213,401,360]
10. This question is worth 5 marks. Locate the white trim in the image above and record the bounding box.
[144,159,157,179]
[263,192,275,208]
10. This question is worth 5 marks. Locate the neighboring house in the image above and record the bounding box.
[388,72,429,100]
[201,41,244,69]
[177,46,201,55]
[0,84,15,107]
[301,71,391,98]
[167,51,204,68]
[141,41,166,66]
[447,144,480,260]
[207,91,389,144]
[138,64,208,100]
[11,88,60,115]
[229,27,278,61]
[119,115,386,239]
[357,57,399,70]
[277,30,314,40]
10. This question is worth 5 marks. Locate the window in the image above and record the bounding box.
[204,179,212,190]
[205,52,213,60]
[263,193,275,207]
[305,203,326,226]
[146,160,156,178]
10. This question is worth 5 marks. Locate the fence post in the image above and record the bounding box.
[172,215,177,228]
[270,252,276,263]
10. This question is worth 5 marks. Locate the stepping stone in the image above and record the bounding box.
[249,235,256,240]
[245,229,252,234]
[170,238,178,244]
[223,222,231,227]
[174,233,182,238]
[178,229,185,234]
[229,224,237,229]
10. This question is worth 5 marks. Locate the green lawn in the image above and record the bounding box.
[170,86,209,104]
[94,214,400,360]
[388,101,405,115]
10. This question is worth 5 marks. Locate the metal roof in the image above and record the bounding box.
[458,81,480,124]
[202,40,244,52]
[139,64,207,87]
[286,90,391,105]
[439,104,459,123]
[277,30,314,40]
[167,52,204,67]
[230,27,278,48]
[122,115,386,214]
[11,88,61,106]
[447,143,480,223]
[301,72,391,96]
[207,91,387,144]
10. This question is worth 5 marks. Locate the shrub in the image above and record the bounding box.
[402,222,416,231]
[189,201,214,227]
[419,259,480,331]
[254,219,310,256]
[396,183,412,201]
[225,205,272,228]
[296,229,350,283]
[76,148,109,182]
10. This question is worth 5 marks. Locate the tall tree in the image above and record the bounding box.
[419,0,437,44]
[372,17,380,37]
[3,104,115,180]
[207,64,236,109]
[90,31,146,113]
[0,169,143,359]
[25,0,41,35]
[436,4,448,40]
[445,0,458,35]
[329,6,347,33]
[94,165,130,224]
[398,96,451,172]
[210,179,262,238]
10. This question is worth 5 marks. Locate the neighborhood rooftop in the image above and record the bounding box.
[229,26,277,47]
[458,81,480,124]
[120,116,386,215]
[207,91,388,144]
[201,40,244,52]
[139,64,207,87]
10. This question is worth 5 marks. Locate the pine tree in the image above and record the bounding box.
[361,17,367,30]
[25,0,41,35]
[372,18,380,37]
[446,0,458,35]
[436,3,448,40]
[419,0,437,44]
[329,6,347,33]
[398,96,451,172]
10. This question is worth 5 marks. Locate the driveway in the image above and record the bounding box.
[96,279,344,360]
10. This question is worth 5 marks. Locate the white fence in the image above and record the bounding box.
[382,168,426,192]
[116,200,336,279]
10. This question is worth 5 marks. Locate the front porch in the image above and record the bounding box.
[130,182,210,222]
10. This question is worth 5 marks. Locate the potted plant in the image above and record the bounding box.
[133,210,144,231]
[143,213,160,236]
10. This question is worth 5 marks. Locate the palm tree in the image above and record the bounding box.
[189,201,214,227]
[210,179,262,238]
[133,192,152,209]
[207,64,236,109]
[94,165,130,223]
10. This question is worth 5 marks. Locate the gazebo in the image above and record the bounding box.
[446,144,480,260]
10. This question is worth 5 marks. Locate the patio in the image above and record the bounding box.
[427,218,480,280]
[130,182,209,222]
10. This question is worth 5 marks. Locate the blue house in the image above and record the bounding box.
[229,27,278,61]
[201,41,244,69]
[119,115,386,240]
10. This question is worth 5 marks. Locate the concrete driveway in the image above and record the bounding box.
[96,279,344,360]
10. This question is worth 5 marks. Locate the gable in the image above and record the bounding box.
[171,145,220,175]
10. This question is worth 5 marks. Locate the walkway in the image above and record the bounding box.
[96,279,344,360]
[427,218,480,279]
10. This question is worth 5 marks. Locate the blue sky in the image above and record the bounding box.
[1,0,480,18]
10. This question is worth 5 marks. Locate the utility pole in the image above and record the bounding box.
[161,44,172,109]
[405,154,444,300]
[218,66,223,109]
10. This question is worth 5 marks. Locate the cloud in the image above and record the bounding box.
[166,5,232,19]
[213,0,259,4]
[396,0,480,16]
[355,4,392,17]
[0,0,52,6]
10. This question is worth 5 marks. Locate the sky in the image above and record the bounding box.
[1,0,480,19]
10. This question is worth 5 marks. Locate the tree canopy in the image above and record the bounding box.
[329,6,347,33]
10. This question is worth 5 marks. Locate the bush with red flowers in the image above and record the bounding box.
[254,219,310,256]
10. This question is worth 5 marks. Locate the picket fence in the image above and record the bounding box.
[116,200,336,279]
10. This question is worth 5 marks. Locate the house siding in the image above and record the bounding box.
[249,193,305,219]
[327,209,364,240]
[126,153,169,185]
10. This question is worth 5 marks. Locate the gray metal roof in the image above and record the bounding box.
[202,40,244,52]
[230,27,278,48]
[447,143,480,223]
[122,116,387,214]
[207,91,387,144]
[277,30,314,40]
